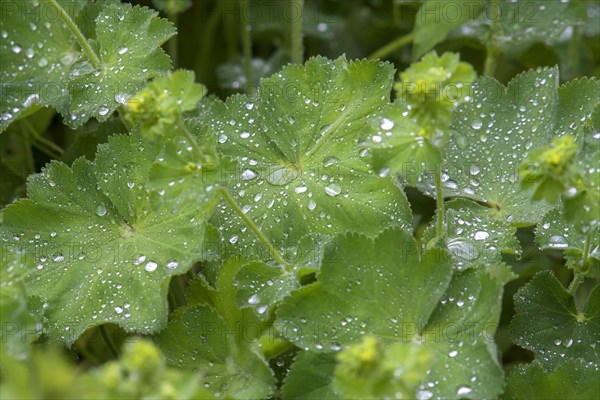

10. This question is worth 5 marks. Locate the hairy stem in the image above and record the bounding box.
[368,33,414,60]
[178,117,207,162]
[290,0,304,64]
[100,325,120,358]
[48,0,101,68]
[167,12,179,68]
[218,187,287,265]
[435,165,445,241]
[568,272,584,296]
[483,0,500,77]
[240,0,253,89]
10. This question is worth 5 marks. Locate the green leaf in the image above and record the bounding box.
[412,1,483,59]
[281,351,338,400]
[1,134,208,345]
[510,271,600,371]
[463,0,586,54]
[0,1,175,131]
[69,3,175,124]
[147,134,219,213]
[419,265,511,399]
[156,259,276,399]
[366,101,439,185]
[192,56,412,259]
[434,68,599,225]
[0,244,41,359]
[536,207,599,272]
[422,199,520,271]
[276,228,510,398]
[276,228,453,350]
[503,359,600,400]
[234,233,329,319]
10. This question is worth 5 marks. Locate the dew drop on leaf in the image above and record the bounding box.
[144,261,158,272]
[96,203,107,217]
[456,386,472,396]
[325,183,342,197]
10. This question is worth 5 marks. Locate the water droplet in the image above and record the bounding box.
[456,386,472,396]
[229,235,238,244]
[218,134,228,143]
[241,169,257,181]
[295,185,308,194]
[118,47,128,55]
[248,294,260,304]
[166,260,179,269]
[53,254,65,262]
[12,45,22,54]
[417,390,433,400]
[308,200,317,210]
[548,235,568,249]
[325,183,342,197]
[98,106,109,116]
[144,261,158,272]
[380,117,394,130]
[240,131,250,139]
[266,166,299,186]
[471,120,483,130]
[449,350,458,357]
[473,231,489,240]
[115,306,123,314]
[96,203,107,217]
[323,156,339,167]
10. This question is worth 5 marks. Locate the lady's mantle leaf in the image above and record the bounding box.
[510,271,600,372]
[192,56,412,259]
[422,199,520,271]
[281,351,337,400]
[156,259,276,399]
[0,1,175,131]
[1,135,208,345]
[503,359,599,400]
[275,228,510,398]
[434,68,599,225]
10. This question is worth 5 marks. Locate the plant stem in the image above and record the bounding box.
[483,0,500,77]
[167,12,179,68]
[196,3,222,80]
[568,25,579,77]
[167,13,179,69]
[218,187,287,265]
[100,325,120,358]
[484,47,499,77]
[568,272,584,296]
[169,276,187,308]
[290,0,304,64]
[48,0,101,69]
[240,0,253,89]
[178,117,207,162]
[368,33,414,60]
[22,119,64,156]
[75,344,101,366]
[435,165,445,241]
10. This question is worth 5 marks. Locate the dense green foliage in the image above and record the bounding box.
[1,0,599,399]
